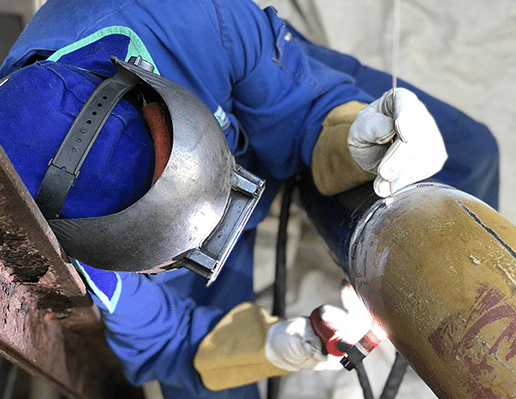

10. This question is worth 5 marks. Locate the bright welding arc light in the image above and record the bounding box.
[371,321,388,341]
[355,323,385,357]
[340,322,388,371]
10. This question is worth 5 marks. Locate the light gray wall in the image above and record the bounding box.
[0,13,23,65]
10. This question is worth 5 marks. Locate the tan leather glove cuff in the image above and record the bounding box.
[194,302,290,391]
[312,101,374,196]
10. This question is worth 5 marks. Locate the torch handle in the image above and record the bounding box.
[309,306,352,357]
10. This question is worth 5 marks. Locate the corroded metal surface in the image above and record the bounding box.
[0,146,88,305]
[0,147,143,399]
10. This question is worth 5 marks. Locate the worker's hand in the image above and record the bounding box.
[265,316,326,372]
[348,88,447,197]
[265,299,371,372]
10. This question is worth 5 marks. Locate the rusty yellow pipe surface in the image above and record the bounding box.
[350,183,516,398]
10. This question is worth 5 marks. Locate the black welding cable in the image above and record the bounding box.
[379,352,409,399]
[355,363,375,399]
[267,176,298,399]
[272,177,297,318]
[267,176,408,399]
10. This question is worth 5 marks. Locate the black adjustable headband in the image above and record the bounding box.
[35,57,154,219]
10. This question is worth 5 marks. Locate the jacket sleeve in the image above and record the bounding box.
[212,1,374,180]
[76,263,292,393]
[75,262,224,395]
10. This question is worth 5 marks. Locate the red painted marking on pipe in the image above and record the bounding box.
[428,284,516,398]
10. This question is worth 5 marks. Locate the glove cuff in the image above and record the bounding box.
[312,101,374,196]
[193,302,289,391]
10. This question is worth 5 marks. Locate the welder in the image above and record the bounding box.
[0,0,498,398]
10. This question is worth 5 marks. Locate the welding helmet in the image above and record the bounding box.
[0,56,264,285]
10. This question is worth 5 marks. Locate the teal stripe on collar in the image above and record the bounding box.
[48,26,160,75]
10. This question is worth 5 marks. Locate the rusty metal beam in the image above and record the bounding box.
[0,146,143,399]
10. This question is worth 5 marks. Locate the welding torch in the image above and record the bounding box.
[310,305,386,371]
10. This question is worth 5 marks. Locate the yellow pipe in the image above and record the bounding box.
[349,183,516,398]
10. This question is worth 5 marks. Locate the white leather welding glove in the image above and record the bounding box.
[265,299,373,372]
[348,88,447,197]
[265,316,327,372]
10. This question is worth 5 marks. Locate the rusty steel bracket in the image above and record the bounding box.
[0,146,143,399]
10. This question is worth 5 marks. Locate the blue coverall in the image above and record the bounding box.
[0,1,499,398]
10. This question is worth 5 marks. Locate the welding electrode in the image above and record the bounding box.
[310,306,385,370]
[340,327,384,370]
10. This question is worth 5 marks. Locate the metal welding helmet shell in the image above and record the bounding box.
[0,57,264,284]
